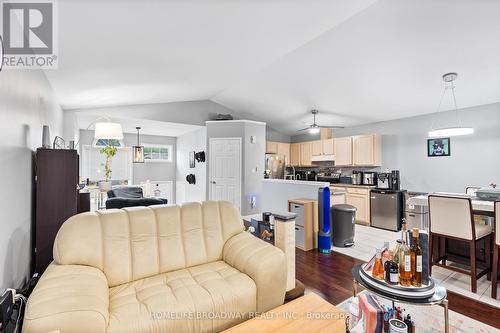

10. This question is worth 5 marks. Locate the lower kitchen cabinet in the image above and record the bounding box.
[330,193,346,205]
[345,191,370,225]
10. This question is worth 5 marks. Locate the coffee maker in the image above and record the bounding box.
[391,170,401,190]
[376,170,401,190]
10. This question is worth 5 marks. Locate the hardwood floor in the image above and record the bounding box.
[296,248,500,329]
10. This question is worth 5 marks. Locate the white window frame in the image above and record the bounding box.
[142,143,173,163]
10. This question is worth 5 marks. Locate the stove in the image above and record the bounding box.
[316,172,341,184]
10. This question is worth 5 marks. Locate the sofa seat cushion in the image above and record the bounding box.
[107,261,256,333]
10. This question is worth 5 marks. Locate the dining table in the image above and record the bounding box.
[406,192,496,217]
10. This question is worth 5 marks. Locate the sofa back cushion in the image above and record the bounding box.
[53,201,244,287]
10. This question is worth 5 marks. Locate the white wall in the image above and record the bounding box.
[0,70,64,290]
[176,128,207,204]
[333,103,500,193]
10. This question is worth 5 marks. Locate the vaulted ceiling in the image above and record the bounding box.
[46,0,500,135]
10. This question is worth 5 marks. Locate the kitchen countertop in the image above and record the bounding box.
[262,178,330,186]
[329,183,376,189]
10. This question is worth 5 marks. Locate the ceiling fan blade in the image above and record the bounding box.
[297,127,311,132]
[319,125,345,129]
[303,122,312,126]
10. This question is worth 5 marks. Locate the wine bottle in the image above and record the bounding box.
[399,224,412,286]
[411,228,422,287]
[372,249,385,280]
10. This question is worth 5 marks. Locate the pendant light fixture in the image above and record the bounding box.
[133,127,144,163]
[428,72,474,137]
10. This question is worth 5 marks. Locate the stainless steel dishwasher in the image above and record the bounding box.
[370,189,404,231]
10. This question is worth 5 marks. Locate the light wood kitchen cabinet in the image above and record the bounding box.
[333,137,353,166]
[290,143,301,166]
[277,142,290,164]
[322,138,334,155]
[266,141,278,154]
[300,141,313,166]
[330,193,346,205]
[312,140,323,156]
[352,134,381,166]
[311,138,334,156]
[346,191,370,225]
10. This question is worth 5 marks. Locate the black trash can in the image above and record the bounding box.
[331,204,356,247]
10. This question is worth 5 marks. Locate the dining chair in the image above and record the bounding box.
[428,195,492,293]
[492,201,499,298]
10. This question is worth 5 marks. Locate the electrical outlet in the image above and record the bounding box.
[0,289,14,329]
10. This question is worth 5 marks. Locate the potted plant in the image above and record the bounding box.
[98,145,117,192]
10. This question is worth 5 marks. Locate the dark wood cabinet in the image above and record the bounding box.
[35,149,79,274]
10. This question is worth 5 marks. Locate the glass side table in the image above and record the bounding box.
[352,264,449,333]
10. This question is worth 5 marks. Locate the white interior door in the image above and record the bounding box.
[209,138,241,209]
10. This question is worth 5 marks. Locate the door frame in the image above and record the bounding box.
[208,137,242,209]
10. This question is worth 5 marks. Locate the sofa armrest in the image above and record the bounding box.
[22,264,109,333]
[223,231,286,312]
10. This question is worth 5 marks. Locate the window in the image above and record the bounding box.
[93,139,123,147]
[143,144,172,162]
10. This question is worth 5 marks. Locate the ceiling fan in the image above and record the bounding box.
[298,110,344,134]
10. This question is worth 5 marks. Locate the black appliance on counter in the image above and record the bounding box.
[295,170,317,181]
[370,189,405,231]
[391,170,401,190]
[317,172,341,184]
[362,172,378,186]
[376,170,401,190]
[339,176,352,184]
[351,170,363,185]
[376,173,392,189]
[305,170,317,181]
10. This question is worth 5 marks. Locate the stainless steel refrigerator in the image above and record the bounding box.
[265,154,285,179]
[370,189,404,231]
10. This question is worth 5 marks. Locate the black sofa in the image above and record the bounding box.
[105,186,168,209]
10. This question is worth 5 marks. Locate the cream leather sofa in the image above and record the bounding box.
[23,201,287,333]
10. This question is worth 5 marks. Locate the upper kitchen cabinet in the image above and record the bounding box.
[277,142,290,164]
[266,141,278,154]
[290,143,301,166]
[312,140,323,156]
[300,141,313,166]
[333,137,353,166]
[322,138,334,155]
[352,134,381,166]
[311,138,334,156]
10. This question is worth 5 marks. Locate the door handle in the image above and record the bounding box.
[210,181,217,184]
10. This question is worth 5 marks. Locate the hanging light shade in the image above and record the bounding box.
[428,127,474,137]
[133,127,144,163]
[94,122,123,140]
[428,72,474,138]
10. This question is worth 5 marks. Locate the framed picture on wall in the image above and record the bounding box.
[427,137,450,157]
[189,151,195,168]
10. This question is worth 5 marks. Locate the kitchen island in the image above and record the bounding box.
[261,179,333,212]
